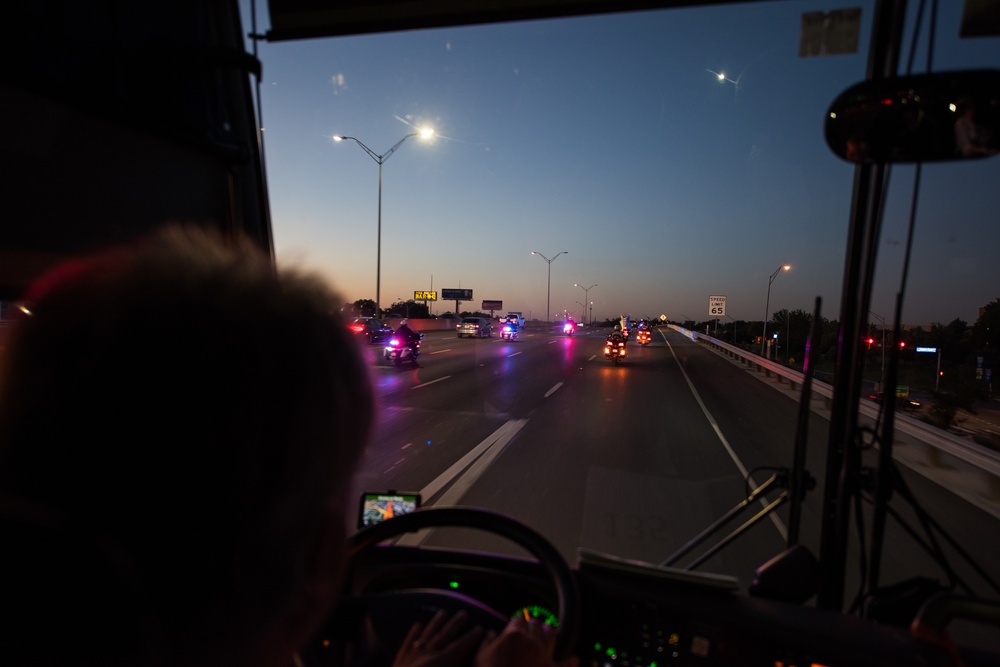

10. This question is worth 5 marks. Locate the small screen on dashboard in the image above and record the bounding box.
[358,492,421,529]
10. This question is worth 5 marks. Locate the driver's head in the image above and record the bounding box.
[0,225,374,666]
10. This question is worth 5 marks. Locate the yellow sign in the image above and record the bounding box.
[414,291,437,301]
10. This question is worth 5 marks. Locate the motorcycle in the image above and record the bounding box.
[563,322,575,336]
[604,338,627,364]
[636,329,651,345]
[383,334,424,366]
[500,324,518,341]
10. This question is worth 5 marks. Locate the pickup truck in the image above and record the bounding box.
[503,312,525,328]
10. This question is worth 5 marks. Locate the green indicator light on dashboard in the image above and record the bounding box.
[448,581,459,588]
[593,643,602,652]
[606,647,616,657]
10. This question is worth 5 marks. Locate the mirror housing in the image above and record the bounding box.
[825,69,1000,164]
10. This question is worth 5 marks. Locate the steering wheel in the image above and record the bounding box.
[325,507,579,663]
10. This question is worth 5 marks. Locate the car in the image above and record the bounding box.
[347,317,393,345]
[4,2,1000,666]
[456,317,491,338]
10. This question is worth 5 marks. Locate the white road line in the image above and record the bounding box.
[544,382,563,398]
[665,339,788,541]
[412,375,452,390]
[588,355,596,361]
[430,349,452,355]
[396,419,528,547]
[508,351,522,357]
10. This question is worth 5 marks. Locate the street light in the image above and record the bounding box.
[761,264,791,357]
[532,251,568,324]
[870,310,887,377]
[333,128,434,317]
[574,283,597,324]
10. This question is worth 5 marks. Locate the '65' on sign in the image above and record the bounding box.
[709,295,726,317]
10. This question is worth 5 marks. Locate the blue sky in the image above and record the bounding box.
[242,1,1000,325]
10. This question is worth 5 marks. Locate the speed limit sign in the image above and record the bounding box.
[709,295,726,317]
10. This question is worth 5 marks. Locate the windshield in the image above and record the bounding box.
[242,0,1000,603]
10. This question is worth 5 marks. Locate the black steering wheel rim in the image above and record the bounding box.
[348,506,580,658]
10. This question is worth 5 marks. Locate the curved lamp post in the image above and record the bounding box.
[761,264,791,357]
[333,129,434,317]
[574,283,597,324]
[532,251,568,324]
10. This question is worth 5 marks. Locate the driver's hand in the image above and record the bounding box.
[474,616,579,667]
[391,610,485,667]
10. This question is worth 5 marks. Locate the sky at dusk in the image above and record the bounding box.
[241,0,1000,326]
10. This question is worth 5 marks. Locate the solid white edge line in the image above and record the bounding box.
[665,338,788,541]
[544,382,563,398]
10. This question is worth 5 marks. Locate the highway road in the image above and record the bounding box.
[349,325,1000,603]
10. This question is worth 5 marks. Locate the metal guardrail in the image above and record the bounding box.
[668,325,1000,514]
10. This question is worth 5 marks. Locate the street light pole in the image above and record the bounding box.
[333,129,434,317]
[870,310,887,377]
[761,264,791,357]
[574,283,597,324]
[532,251,568,324]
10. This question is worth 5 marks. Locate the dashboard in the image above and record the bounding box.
[306,544,952,667]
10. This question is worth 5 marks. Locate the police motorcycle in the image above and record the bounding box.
[384,333,424,366]
[604,326,627,364]
[563,320,576,336]
[500,320,518,341]
[636,326,652,346]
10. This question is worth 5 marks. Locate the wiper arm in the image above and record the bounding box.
[659,471,792,570]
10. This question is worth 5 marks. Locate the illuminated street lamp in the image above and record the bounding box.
[574,283,597,324]
[761,264,791,357]
[532,251,568,324]
[333,128,434,317]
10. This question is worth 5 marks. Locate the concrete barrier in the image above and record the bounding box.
[406,318,461,332]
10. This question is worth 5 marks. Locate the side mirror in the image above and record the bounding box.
[825,69,1000,164]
